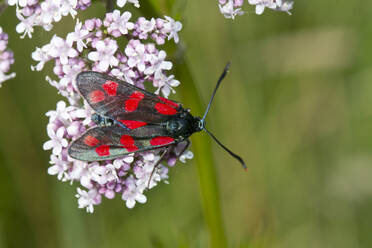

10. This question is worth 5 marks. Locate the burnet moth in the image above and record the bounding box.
[68,63,246,173]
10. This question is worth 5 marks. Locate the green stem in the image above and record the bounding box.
[105,0,114,12]
[175,58,228,248]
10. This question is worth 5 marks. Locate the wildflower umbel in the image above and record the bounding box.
[218,0,293,19]
[8,0,140,38]
[0,27,16,86]
[38,10,191,213]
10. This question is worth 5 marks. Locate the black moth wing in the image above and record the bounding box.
[76,71,181,125]
[68,124,179,161]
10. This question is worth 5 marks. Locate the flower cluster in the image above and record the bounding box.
[0,27,16,86]
[218,0,293,19]
[37,11,191,213]
[8,0,141,38]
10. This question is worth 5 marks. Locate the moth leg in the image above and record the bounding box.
[147,147,169,189]
[146,140,191,189]
[176,139,190,160]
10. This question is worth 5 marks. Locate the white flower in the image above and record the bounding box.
[117,0,140,8]
[66,19,89,52]
[15,11,36,38]
[110,64,136,85]
[125,42,147,72]
[65,160,86,182]
[248,0,292,15]
[13,0,79,38]
[40,0,77,25]
[8,0,28,7]
[46,100,72,123]
[46,76,76,100]
[275,1,293,14]
[60,62,83,91]
[134,160,162,190]
[46,76,60,89]
[108,10,134,36]
[122,176,147,208]
[48,154,69,180]
[138,18,156,36]
[88,39,119,71]
[153,74,180,97]
[89,163,112,185]
[70,104,93,126]
[180,150,194,163]
[75,160,122,188]
[66,121,82,136]
[31,44,52,71]
[40,0,63,24]
[43,125,68,155]
[248,0,274,15]
[219,0,244,19]
[123,155,134,164]
[77,162,100,188]
[76,188,101,213]
[111,157,131,172]
[102,162,123,181]
[84,162,121,186]
[60,0,78,18]
[48,35,78,64]
[163,16,182,43]
[144,50,172,78]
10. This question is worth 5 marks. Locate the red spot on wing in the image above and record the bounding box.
[119,120,147,129]
[155,103,177,115]
[158,96,179,108]
[124,91,145,112]
[102,80,118,96]
[96,145,110,156]
[89,90,105,103]
[125,98,140,112]
[120,135,138,152]
[130,91,145,100]
[84,135,99,147]
[150,136,175,146]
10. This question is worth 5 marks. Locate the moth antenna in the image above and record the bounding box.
[204,127,247,170]
[201,62,231,124]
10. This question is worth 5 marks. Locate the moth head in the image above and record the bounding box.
[195,117,204,132]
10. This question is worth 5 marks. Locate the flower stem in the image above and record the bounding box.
[175,58,228,248]
[0,2,7,16]
[105,0,114,12]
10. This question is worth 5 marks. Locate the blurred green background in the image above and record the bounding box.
[1,0,372,247]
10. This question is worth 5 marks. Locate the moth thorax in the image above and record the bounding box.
[166,118,183,133]
[92,113,114,127]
